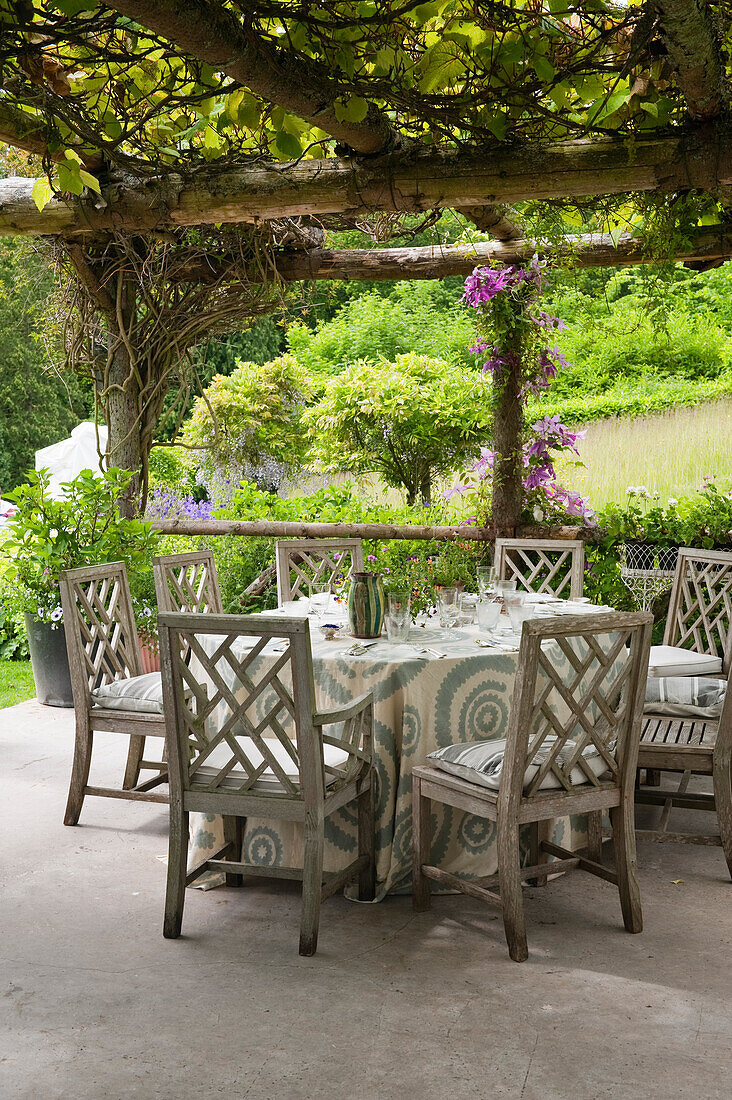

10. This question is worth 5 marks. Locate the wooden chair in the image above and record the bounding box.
[412,611,653,961]
[157,611,375,955]
[494,537,585,599]
[635,547,732,871]
[59,562,168,826]
[275,538,364,604]
[153,549,224,616]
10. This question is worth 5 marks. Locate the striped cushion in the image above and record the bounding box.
[427,736,610,793]
[91,672,163,714]
[645,676,726,719]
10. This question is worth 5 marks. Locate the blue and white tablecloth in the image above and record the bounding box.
[187,603,615,898]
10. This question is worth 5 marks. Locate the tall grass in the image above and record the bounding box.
[555,398,732,506]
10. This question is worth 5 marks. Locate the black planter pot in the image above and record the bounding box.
[624,540,656,570]
[658,545,680,572]
[24,613,74,708]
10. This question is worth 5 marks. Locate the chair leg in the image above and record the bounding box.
[357,777,376,902]
[586,810,603,864]
[412,775,431,912]
[222,815,244,887]
[712,755,732,880]
[527,821,548,887]
[63,717,94,826]
[299,817,325,956]
[645,769,661,787]
[163,806,189,939]
[497,823,528,962]
[122,734,146,789]
[610,802,643,934]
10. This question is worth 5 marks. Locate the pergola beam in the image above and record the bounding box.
[655,0,730,120]
[3,126,732,237]
[169,227,732,284]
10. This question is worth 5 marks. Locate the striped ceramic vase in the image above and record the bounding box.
[348,572,385,639]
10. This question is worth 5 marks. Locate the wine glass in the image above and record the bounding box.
[309,581,330,618]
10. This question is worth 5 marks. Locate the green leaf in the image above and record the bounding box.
[484,112,509,141]
[273,131,302,159]
[78,169,101,194]
[53,0,99,14]
[57,163,83,196]
[31,177,53,212]
[533,55,556,83]
[334,97,370,124]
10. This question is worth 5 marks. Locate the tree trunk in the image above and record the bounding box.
[420,473,432,508]
[105,283,142,518]
[490,318,524,533]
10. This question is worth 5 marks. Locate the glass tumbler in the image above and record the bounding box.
[504,592,530,632]
[386,593,411,644]
[437,587,460,637]
[477,598,501,633]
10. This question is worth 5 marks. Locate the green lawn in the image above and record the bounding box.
[0,660,36,709]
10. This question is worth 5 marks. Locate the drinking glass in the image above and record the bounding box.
[495,579,517,595]
[385,592,411,643]
[477,566,496,598]
[476,598,501,633]
[309,582,330,618]
[437,587,460,637]
[504,592,530,633]
[459,592,479,625]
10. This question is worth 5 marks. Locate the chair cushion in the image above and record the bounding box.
[193,737,350,792]
[427,736,610,793]
[648,645,722,678]
[91,672,163,714]
[644,676,726,719]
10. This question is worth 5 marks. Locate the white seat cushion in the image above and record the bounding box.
[427,736,610,793]
[645,676,726,719]
[648,645,722,678]
[91,672,163,714]
[193,736,350,792]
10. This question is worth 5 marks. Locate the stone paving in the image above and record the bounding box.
[2,699,731,1099]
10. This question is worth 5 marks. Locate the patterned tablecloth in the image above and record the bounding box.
[189,607,612,898]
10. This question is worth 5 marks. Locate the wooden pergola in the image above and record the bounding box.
[0,0,730,528]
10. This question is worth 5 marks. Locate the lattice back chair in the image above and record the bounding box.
[275,538,364,604]
[153,550,223,616]
[633,548,732,872]
[494,538,585,600]
[153,550,223,666]
[412,611,653,961]
[59,562,167,827]
[662,547,732,672]
[158,611,375,955]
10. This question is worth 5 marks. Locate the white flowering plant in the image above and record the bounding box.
[5,467,159,627]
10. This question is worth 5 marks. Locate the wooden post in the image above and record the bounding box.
[490,301,524,533]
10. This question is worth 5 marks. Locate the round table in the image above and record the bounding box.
[188,602,613,897]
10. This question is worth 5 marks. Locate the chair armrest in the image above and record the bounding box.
[313,691,373,727]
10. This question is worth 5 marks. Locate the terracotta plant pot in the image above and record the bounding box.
[139,640,161,673]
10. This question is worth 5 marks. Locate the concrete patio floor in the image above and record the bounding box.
[2,699,731,1100]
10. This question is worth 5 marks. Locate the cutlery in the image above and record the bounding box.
[346,641,379,656]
